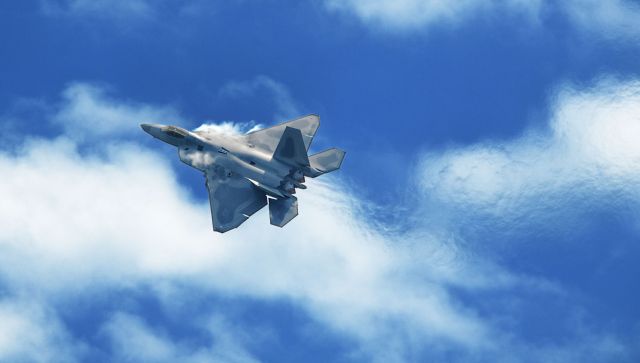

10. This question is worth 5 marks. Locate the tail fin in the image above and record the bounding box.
[306,148,346,178]
[273,126,310,167]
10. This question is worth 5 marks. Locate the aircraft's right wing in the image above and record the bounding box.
[245,114,319,154]
[205,166,267,232]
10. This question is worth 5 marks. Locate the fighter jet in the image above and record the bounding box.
[141,114,345,232]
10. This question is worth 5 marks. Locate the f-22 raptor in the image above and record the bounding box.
[141,115,345,232]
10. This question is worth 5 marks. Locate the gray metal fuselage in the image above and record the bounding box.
[141,124,296,197]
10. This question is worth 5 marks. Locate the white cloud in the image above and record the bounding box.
[219,75,302,121]
[1,78,638,361]
[0,81,494,359]
[0,135,491,357]
[324,0,640,40]
[41,0,640,41]
[102,312,259,363]
[324,0,542,31]
[53,83,181,139]
[566,0,640,41]
[419,77,640,231]
[0,300,83,363]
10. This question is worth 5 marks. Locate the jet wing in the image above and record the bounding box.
[205,166,267,232]
[245,114,319,154]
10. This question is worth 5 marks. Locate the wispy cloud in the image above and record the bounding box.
[0,135,491,358]
[0,81,496,361]
[324,0,542,31]
[102,312,260,363]
[564,0,640,41]
[219,75,302,121]
[41,0,157,23]
[419,77,640,235]
[39,0,215,32]
[53,82,181,139]
[41,0,640,41]
[324,0,640,40]
[0,300,83,363]
[0,77,638,361]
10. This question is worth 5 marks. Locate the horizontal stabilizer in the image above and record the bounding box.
[306,148,346,177]
[273,126,310,167]
[269,197,298,227]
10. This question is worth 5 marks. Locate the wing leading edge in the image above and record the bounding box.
[205,166,267,232]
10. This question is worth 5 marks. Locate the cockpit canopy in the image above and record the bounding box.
[164,127,186,139]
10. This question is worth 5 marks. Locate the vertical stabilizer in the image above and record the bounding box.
[273,126,310,167]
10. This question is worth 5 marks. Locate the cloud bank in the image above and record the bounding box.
[0,133,490,360]
[1,79,639,362]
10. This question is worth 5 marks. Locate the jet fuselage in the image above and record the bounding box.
[141,123,299,197]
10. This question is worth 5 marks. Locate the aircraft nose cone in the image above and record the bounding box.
[140,123,153,133]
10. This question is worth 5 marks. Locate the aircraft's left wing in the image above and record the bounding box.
[245,114,319,154]
[205,166,267,232]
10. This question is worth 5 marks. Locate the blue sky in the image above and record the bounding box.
[1,1,640,362]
